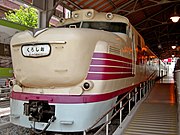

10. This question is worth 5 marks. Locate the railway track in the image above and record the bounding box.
[0,121,32,135]
[0,114,32,135]
[0,87,10,103]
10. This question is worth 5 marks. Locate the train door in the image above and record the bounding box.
[129,25,136,75]
[132,32,136,75]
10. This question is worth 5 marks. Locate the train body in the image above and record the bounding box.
[174,59,180,104]
[10,9,166,132]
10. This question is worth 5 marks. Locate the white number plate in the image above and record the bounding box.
[22,44,51,57]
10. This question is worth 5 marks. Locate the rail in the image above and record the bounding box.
[0,122,12,129]
[0,87,10,93]
[0,108,11,131]
[83,79,155,135]
[0,87,10,101]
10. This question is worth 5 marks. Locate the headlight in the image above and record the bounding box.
[74,13,79,18]
[9,79,16,87]
[106,13,114,20]
[86,11,93,18]
[82,81,94,91]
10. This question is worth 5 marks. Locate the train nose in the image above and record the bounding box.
[11,29,97,88]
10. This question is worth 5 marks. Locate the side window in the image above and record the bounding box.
[127,25,130,36]
[129,26,133,39]
[137,35,141,51]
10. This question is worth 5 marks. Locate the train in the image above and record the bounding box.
[174,59,180,102]
[10,9,167,133]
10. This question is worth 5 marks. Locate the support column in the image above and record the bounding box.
[37,0,55,28]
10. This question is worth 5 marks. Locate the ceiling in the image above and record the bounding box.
[1,0,180,59]
[56,0,180,59]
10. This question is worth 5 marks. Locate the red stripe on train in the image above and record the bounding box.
[91,59,132,67]
[86,73,134,80]
[87,53,134,80]
[89,66,132,72]
[93,53,132,63]
[10,84,138,104]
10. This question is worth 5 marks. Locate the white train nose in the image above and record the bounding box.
[11,28,99,88]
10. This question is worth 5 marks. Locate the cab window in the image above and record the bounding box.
[82,22,127,34]
[58,22,81,28]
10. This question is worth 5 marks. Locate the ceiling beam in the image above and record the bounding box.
[107,0,117,10]
[135,4,174,27]
[63,0,82,10]
[148,0,159,4]
[137,22,172,32]
[146,33,180,42]
[125,1,178,17]
[112,0,134,13]
[132,0,138,11]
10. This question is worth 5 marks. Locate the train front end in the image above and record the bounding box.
[10,27,98,132]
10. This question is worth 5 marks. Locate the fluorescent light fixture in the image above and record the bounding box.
[170,16,180,23]
[171,45,176,49]
[170,6,180,23]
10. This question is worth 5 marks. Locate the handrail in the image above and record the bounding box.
[85,87,136,132]
[84,79,153,135]
[0,122,12,129]
[147,71,157,80]
[94,98,132,135]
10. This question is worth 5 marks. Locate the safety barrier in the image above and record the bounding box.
[83,79,155,135]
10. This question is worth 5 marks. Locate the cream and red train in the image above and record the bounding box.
[10,9,166,132]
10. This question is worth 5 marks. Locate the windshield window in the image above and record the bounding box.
[58,22,81,28]
[82,22,127,34]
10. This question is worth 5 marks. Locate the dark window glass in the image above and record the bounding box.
[82,22,127,34]
[58,22,81,28]
[137,35,141,51]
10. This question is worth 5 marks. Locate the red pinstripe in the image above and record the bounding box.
[89,66,132,72]
[10,84,138,104]
[86,73,134,80]
[87,53,133,80]
[91,59,132,67]
[92,53,132,63]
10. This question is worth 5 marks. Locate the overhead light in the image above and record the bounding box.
[170,16,180,23]
[158,44,162,49]
[170,6,180,23]
[171,45,176,49]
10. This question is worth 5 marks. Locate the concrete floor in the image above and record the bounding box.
[122,75,178,135]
